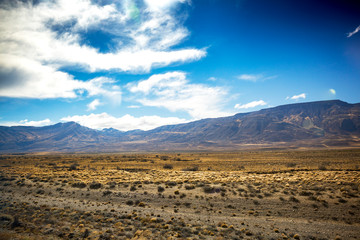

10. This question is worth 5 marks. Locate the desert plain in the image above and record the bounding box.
[0,149,359,239]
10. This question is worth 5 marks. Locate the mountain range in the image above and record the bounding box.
[1,100,359,153]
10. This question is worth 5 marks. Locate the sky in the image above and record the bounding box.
[0,0,359,131]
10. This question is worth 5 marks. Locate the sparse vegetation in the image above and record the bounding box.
[0,149,359,239]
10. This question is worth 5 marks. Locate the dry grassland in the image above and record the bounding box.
[0,149,359,239]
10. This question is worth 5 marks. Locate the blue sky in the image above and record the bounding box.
[0,0,359,131]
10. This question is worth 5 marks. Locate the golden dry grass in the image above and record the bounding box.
[0,149,359,239]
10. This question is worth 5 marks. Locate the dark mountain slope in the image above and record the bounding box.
[0,100,359,152]
[0,122,113,152]
[127,100,360,145]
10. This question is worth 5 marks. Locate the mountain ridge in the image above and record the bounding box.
[1,100,360,153]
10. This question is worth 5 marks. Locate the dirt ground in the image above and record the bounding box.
[0,149,359,239]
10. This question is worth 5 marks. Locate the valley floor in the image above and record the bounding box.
[0,149,359,239]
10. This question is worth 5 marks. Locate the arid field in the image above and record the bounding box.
[0,149,359,239]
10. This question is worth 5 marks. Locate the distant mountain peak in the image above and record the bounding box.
[102,127,119,131]
[269,99,349,110]
[102,127,123,135]
[62,121,81,126]
[0,100,359,152]
[52,121,80,127]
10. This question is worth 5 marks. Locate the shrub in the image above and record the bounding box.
[182,166,199,171]
[89,182,102,189]
[126,200,134,205]
[166,181,177,187]
[36,189,45,194]
[184,202,191,207]
[69,163,79,171]
[103,190,112,196]
[286,162,297,168]
[107,182,116,189]
[163,164,173,169]
[203,185,215,194]
[289,196,300,203]
[299,191,313,196]
[157,186,165,193]
[318,164,327,171]
[185,184,195,190]
[338,198,347,203]
[71,182,86,188]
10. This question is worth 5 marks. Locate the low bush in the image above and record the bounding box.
[158,186,165,193]
[166,181,177,187]
[286,162,297,168]
[126,200,134,205]
[103,190,112,196]
[89,182,102,189]
[203,185,215,194]
[182,166,199,171]
[71,182,86,188]
[163,164,173,169]
[69,163,79,171]
[185,184,195,190]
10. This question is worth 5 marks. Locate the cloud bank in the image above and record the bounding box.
[0,0,205,99]
[1,119,52,127]
[128,71,231,119]
[61,112,187,131]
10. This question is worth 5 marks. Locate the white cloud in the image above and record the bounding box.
[286,93,306,100]
[0,0,205,99]
[87,99,101,111]
[329,89,336,95]
[234,100,267,109]
[85,77,122,104]
[1,118,51,127]
[128,71,231,119]
[237,74,263,82]
[0,56,121,99]
[129,71,187,94]
[0,55,82,98]
[237,74,277,82]
[61,112,187,131]
[144,0,188,12]
[347,25,360,38]
[127,105,141,109]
